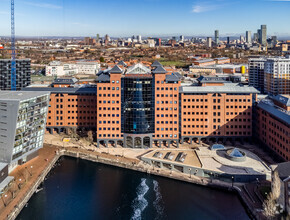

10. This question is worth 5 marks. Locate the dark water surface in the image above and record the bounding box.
[17,156,250,220]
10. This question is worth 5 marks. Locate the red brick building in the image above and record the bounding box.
[255,95,290,161]
[24,61,260,148]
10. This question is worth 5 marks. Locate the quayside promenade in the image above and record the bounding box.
[0,133,274,220]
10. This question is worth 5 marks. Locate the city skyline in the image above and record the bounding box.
[0,0,290,37]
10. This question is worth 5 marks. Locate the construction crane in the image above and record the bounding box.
[11,0,16,91]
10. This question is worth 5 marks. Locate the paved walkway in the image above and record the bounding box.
[0,146,58,220]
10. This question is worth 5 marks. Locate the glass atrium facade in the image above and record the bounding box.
[121,77,155,134]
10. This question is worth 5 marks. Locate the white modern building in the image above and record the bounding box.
[46,61,100,76]
[264,56,290,95]
[0,91,50,171]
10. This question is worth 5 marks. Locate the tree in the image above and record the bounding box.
[100,57,105,63]
[87,130,94,143]
[263,193,277,219]
[9,181,18,199]
[272,170,281,200]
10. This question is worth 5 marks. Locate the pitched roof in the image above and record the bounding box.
[117,60,127,67]
[274,162,290,180]
[257,102,290,125]
[109,65,123,74]
[52,78,78,85]
[197,76,228,83]
[165,72,182,82]
[151,60,162,67]
[96,74,110,83]
[152,65,167,74]
[272,94,290,107]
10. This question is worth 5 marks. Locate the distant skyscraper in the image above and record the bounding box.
[260,25,267,46]
[271,36,278,45]
[215,30,219,45]
[96,34,100,42]
[253,33,258,42]
[240,35,244,43]
[137,35,142,43]
[227,37,230,45]
[207,37,212,48]
[180,35,184,42]
[246,31,251,43]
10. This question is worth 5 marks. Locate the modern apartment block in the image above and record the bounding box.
[24,61,260,148]
[0,59,31,90]
[248,57,266,93]
[249,56,290,95]
[0,91,50,170]
[255,95,290,161]
[264,57,290,95]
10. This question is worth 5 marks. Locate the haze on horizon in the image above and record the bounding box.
[0,0,289,38]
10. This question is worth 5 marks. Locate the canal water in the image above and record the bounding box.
[17,156,250,220]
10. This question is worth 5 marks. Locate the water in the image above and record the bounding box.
[17,156,250,220]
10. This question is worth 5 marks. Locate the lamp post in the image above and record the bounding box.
[231,176,234,188]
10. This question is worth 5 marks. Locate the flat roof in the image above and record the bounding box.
[22,87,97,94]
[0,91,50,101]
[180,84,259,94]
[196,147,271,175]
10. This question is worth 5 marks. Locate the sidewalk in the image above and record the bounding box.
[0,146,58,220]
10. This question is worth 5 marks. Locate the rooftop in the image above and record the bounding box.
[52,78,78,85]
[0,91,50,101]
[257,101,290,125]
[22,87,97,94]
[273,162,290,180]
[180,84,259,94]
[272,94,290,107]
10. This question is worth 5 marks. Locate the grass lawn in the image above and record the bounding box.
[158,59,190,68]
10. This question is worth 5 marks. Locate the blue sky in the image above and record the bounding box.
[0,0,290,37]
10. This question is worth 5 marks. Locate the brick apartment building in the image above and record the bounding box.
[24,61,260,149]
[255,95,290,161]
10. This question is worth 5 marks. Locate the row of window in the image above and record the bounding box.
[98,101,120,104]
[157,101,178,104]
[99,127,120,131]
[183,99,251,102]
[156,115,178,119]
[156,128,177,131]
[48,122,95,126]
[156,87,178,91]
[98,94,120,97]
[183,131,251,135]
[54,98,95,102]
[98,114,120,117]
[157,94,178,98]
[98,87,120,90]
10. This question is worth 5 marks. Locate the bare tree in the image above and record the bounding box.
[272,170,281,200]
[263,192,277,219]
[87,130,94,143]
[9,181,18,198]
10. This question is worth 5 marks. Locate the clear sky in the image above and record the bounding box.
[0,0,290,37]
